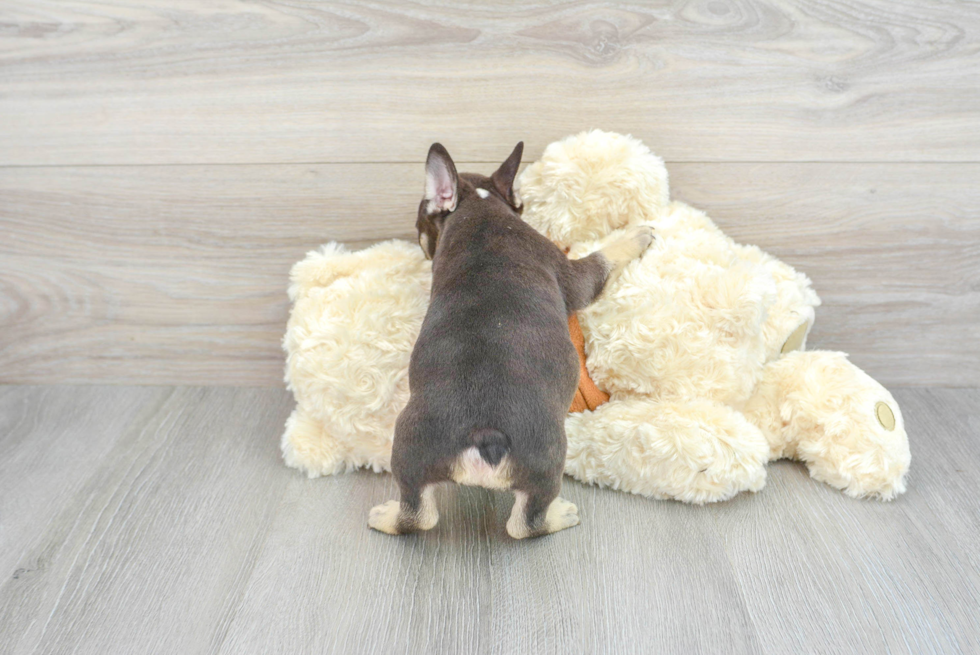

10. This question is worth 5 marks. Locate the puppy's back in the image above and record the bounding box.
[410,197,579,456]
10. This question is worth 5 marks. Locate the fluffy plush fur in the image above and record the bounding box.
[282,130,910,503]
[520,130,670,248]
[283,240,430,476]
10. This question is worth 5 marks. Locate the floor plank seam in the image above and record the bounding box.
[705,508,769,655]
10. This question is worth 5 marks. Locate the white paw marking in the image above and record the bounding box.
[368,486,439,534]
[368,500,401,534]
[628,225,655,251]
[545,497,580,532]
[602,225,655,267]
[506,491,530,539]
[417,485,439,530]
[506,493,579,539]
[476,188,490,199]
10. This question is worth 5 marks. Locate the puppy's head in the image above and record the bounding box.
[416,141,524,260]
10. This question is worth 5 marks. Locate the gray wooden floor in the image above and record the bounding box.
[0,385,977,654]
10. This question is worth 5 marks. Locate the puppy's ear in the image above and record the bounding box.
[491,141,523,209]
[424,143,458,214]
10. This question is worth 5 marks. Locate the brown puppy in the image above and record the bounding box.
[369,142,652,539]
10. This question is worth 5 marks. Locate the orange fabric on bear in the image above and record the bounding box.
[567,313,610,413]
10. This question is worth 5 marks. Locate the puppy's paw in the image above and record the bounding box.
[627,225,655,254]
[368,500,402,535]
[545,497,580,533]
[601,225,654,268]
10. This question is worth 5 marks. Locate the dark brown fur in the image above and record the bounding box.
[373,142,649,538]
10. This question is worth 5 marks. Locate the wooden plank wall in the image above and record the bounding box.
[1,0,978,387]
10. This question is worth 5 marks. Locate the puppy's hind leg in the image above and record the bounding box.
[368,483,439,535]
[506,477,580,540]
[369,408,442,535]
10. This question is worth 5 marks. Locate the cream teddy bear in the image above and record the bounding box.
[282,130,910,503]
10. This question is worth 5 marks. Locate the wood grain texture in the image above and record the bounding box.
[0,163,413,386]
[0,385,978,654]
[1,0,979,165]
[222,479,762,654]
[707,387,980,655]
[217,476,497,654]
[2,162,976,386]
[0,385,169,580]
[484,489,761,655]
[0,386,296,655]
[670,163,980,387]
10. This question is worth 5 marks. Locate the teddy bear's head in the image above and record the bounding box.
[519,131,819,406]
[518,130,670,249]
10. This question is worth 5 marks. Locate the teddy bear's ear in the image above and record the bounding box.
[423,143,458,214]
[491,141,523,210]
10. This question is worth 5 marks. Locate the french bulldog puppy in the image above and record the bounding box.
[369,142,652,539]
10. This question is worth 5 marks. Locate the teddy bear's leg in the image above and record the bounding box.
[281,406,351,478]
[283,238,428,476]
[564,396,769,504]
[744,351,910,500]
[732,242,820,362]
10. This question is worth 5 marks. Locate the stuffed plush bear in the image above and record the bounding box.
[282,130,910,503]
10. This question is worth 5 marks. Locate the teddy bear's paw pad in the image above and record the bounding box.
[780,322,809,354]
[368,500,402,534]
[602,225,654,268]
[875,401,896,431]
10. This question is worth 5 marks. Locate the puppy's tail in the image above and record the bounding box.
[469,428,510,467]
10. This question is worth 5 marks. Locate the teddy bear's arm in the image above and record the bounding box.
[283,239,431,478]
